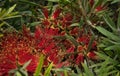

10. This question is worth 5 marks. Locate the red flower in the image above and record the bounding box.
[89,0,94,6]
[0,33,39,75]
[47,52,59,64]
[89,0,104,12]
[42,7,61,27]
[61,13,73,28]
[76,53,84,64]
[77,35,90,45]
[42,7,49,19]
[42,19,50,26]
[70,27,79,35]
[52,8,61,19]
[34,26,61,66]
[77,45,85,52]
[66,46,75,53]
[87,51,97,59]
[95,5,103,12]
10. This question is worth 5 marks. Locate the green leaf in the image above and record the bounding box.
[103,13,116,31]
[48,0,59,2]
[95,52,118,64]
[87,35,95,52]
[1,4,17,18]
[116,72,120,76]
[117,10,120,28]
[111,0,120,4]
[19,0,40,6]
[70,23,80,27]
[28,22,41,27]
[0,34,3,37]
[6,4,17,16]
[34,54,44,76]
[65,34,79,47]
[95,26,120,41]
[16,71,22,76]
[2,15,21,20]
[44,62,53,76]
[92,0,103,10]
[0,22,5,27]
[64,70,68,76]
[21,60,31,70]
[104,44,120,51]
[82,63,94,76]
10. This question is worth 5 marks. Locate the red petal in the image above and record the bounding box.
[87,51,97,59]
[89,0,94,6]
[76,53,84,64]
[52,8,61,19]
[35,26,41,39]
[42,8,49,19]
[96,6,103,12]
[67,46,75,53]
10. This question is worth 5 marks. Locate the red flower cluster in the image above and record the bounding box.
[0,32,39,76]
[0,6,99,75]
[34,26,61,65]
[64,34,97,65]
[89,0,104,12]
[0,26,61,75]
[41,7,98,65]
[42,7,73,29]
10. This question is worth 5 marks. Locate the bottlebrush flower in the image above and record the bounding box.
[89,0,104,12]
[42,7,49,19]
[0,32,39,76]
[95,5,104,12]
[34,26,61,65]
[87,51,98,59]
[52,8,62,20]
[77,35,90,45]
[89,0,94,6]
[77,35,96,49]
[61,13,73,28]
[75,53,84,64]
[42,7,61,27]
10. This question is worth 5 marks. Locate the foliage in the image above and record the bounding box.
[0,0,120,76]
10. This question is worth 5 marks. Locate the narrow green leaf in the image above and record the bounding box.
[65,34,79,47]
[87,35,95,52]
[6,4,16,16]
[82,63,94,76]
[44,62,53,76]
[70,23,80,27]
[95,52,118,64]
[95,26,120,41]
[19,69,28,76]
[111,0,120,4]
[0,8,2,12]
[0,34,3,37]
[16,71,22,76]
[0,9,7,18]
[104,44,120,51]
[2,15,21,20]
[103,14,116,31]
[117,10,120,28]
[21,60,32,70]
[116,72,120,76]
[64,70,68,76]
[48,0,59,2]
[92,0,102,10]
[0,22,5,27]
[34,54,44,76]
[29,22,41,27]
[19,0,40,6]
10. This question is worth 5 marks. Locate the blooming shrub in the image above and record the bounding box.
[1,0,119,75]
